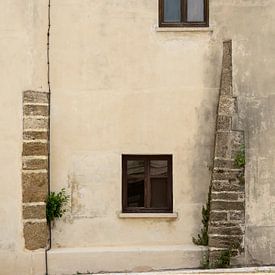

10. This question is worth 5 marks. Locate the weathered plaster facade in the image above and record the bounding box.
[0,1,48,274]
[0,0,275,274]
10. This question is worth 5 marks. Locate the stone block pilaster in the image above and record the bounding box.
[22,91,49,250]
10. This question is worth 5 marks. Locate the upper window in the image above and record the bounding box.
[122,155,173,213]
[159,0,209,27]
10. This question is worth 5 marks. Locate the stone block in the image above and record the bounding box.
[218,96,236,116]
[212,170,241,181]
[209,249,239,267]
[23,117,48,130]
[212,180,244,192]
[24,222,49,250]
[214,159,236,169]
[23,105,48,116]
[229,211,245,222]
[22,173,48,203]
[23,131,48,140]
[220,71,232,95]
[210,221,240,227]
[215,132,230,158]
[209,249,225,265]
[209,235,243,249]
[211,192,239,201]
[220,84,232,96]
[23,142,48,156]
[211,201,244,211]
[217,115,231,131]
[210,211,228,222]
[23,91,49,104]
[23,205,46,219]
[221,41,232,72]
[238,192,245,201]
[23,158,48,170]
[209,225,243,235]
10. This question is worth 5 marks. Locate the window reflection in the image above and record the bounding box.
[151,178,168,208]
[150,160,168,177]
[127,160,144,207]
[164,0,181,23]
[187,0,204,22]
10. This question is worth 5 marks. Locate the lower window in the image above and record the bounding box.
[122,155,173,213]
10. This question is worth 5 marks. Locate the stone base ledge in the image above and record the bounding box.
[0,250,45,275]
[91,266,275,275]
[48,245,207,274]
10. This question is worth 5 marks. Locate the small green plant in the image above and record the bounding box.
[46,188,69,223]
[201,251,210,269]
[212,249,231,268]
[235,144,245,168]
[192,192,210,246]
[237,170,245,185]
[200,249,232,269]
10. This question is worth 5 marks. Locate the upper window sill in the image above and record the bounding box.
[155,26,213,33]
[118,212,178,219]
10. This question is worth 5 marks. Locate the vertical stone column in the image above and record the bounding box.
[208,41,245,265]
[22,90,49,250]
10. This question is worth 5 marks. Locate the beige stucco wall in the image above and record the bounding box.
[0,1,48,274]
[1,0,275,274]
[49,0,275,270]
[50,0,217,250]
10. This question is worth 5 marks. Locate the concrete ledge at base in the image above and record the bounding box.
[48,245,207,274]
[0,250,45,275]
[90,266,275,275]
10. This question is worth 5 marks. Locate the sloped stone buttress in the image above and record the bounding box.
[208,41,245,265]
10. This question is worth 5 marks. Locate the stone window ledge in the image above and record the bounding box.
[118,212,178,219]
[155,26,213,33]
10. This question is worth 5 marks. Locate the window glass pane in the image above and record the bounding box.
[187,0,204,22]
[127,160,144,207]
[151,178,168,208]
[164,0,181,23]
[150,160,168,177]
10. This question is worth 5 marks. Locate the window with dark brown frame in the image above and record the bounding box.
[122,155,173,213]
[159,0,209,27]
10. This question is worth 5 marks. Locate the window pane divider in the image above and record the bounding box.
[145,159,150,208]
[182,0,187,23]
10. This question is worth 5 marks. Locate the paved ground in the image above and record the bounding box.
[73,267,275,275]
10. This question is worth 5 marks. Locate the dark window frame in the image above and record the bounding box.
[159,0,209,28]
[122,155,173,213]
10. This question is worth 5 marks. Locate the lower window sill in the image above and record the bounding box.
[155,26,213,33]
[118,212,178,219]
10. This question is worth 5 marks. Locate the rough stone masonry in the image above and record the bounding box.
[208,41,245,265]
[22,91,49,250]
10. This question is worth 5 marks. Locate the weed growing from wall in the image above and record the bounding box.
[235,144,245,168]
[46,188,69,223]
[212,249,232,268]
[201,251,210,269]
[201,249,232,269]
[192,191,210,246]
